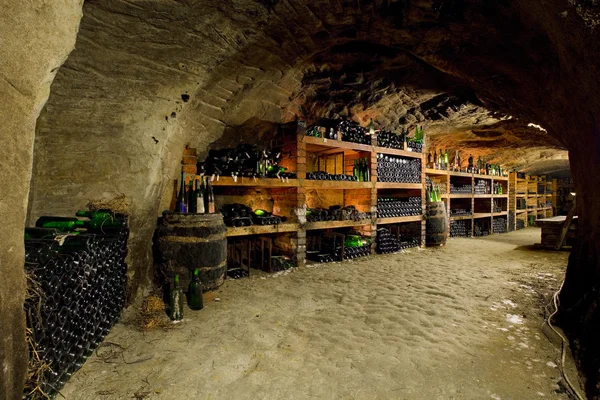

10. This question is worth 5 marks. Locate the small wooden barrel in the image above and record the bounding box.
[426,201,448,246]
[155,213,227,291]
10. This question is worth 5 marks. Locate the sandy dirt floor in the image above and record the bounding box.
[60,228,581,400]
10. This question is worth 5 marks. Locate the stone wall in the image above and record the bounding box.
[0,2,83,399]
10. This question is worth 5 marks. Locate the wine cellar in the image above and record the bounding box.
[7,1,600,399]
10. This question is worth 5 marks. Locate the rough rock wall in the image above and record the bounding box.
[0,2,83,399]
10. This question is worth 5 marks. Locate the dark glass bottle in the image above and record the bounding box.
[35,217,86,232]
[206,179,215,214]
[169,275,184,321]
[197,178,205,214]
[176,171,187,213]
[188,179,197,213]
[187,269,204,310]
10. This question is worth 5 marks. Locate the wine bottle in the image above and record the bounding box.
[468,154,473,172]
[444,149,449,168]
[187,269,204,310]
[197,178,205,214]
[177,171,187,213]
[36,217,86,232]
[433,150,438,169]
[169,274,184,321]
[188,179,197,213]
[206,179,215,214]
[353,159,359,180]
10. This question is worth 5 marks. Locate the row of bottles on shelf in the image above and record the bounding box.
[427,183,444,202]
[427,150,508,176]
[307,158,370,181]
[451,208,472,217]
[168,269,204,321]
[33,209,127,233]
[450,220,471,237]
[220,204,284,227]
[377,197,422,218]
[176,171,215,214]
[376,154,421,183]
[474,180,505,195]
[306,120,425,152]
[306,206,371,222]
[493,217,508,234]
[307,231,371,263]
[200,144,296,181]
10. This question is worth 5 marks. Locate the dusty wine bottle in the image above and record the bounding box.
[206,179,215,214]
[169,274,184,321]
[197,178,205,214]
[188,179,197,213]
[187,269,204,310]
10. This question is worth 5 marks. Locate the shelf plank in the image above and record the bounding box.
[303,180,373,189]
[474,194,492,198]
[449,171,473,178]
[375,182,422,190]
[425,168,448,176]
[492,212,508,217]
[373,146,423,159]
[473,173,492,180]
[376,215,422,224]
[516,209,527,214]
[493,194,509,198]
[473,213,492,219]
[450,193,473,198]
[305,220,372,230]
[449,215,473,221]
[210,176,298,187]
[301,135,372,154]
[492,176,508,181]
[225,223,299,237]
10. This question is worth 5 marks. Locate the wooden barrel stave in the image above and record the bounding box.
[426,201,448,246]
[155,213,227,291]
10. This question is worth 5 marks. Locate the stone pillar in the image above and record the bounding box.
[0,3,83,398]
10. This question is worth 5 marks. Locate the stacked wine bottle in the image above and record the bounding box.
[450,220,471,237]
[306,206,371,223]
[306,171,358,181]
[493,217,507,233]
[406,141,423,153]
[474,221,490,237]
[377,129,405,150]
[376,154,421,183]
[377,197,422,218]
[450,208,472,217]
[24,214,128,398]
[221,204,283,227]
[474,180,490,194]
[450,183,473,194]
[200,143,296,180]
[337,120,370,144]
[516,219,525,230]
[376,228,401,253]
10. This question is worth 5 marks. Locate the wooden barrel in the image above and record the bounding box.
[426,201,448,246]
[155,212,227,291]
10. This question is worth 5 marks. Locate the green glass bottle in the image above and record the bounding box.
[169,274,184,321]
[353,159,359,180]
[363,158,370,182]
[188,269,204,311]
[76,209,113,219]
[35,216,86,232]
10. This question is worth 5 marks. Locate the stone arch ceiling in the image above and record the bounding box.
[29,0,599,294]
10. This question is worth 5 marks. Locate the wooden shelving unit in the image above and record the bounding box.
[508,172,556,229]
[201,121,426,266]
[425,168,510,237]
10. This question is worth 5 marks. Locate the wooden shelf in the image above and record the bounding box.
[449,214,473,221]
[304,180,372,189]
[474,194,492,198]
[473,174,492,180]
[303,136,372,155]
[376,215,422,224]
[425,168,448,176]
[211,177,298,187]
[493,176,508,181]
[373,146,423,159]
[493,194,509,198]
[492,212,508,217]
[449,193,473,198]
[225,223,299,237]
[375,182,422,190]
[449,171,473,178]
[473,213,492,219]
[516,209,527,214]
[305,220,372,230]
